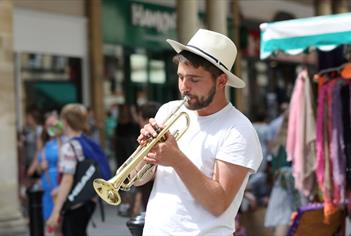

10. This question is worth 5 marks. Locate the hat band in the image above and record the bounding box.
[187,45,228,70]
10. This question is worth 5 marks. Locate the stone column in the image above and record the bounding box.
[334,0,349,13]
[206,0,227,35]
[0,0,28,235]
[206,0,236,106]
[315,0,332,15]
[86,0,106,146]
[176,0,198,44]
[231,0,245,112]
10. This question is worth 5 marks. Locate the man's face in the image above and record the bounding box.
[177,62,217,111]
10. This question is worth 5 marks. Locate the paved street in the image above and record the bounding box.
[88,202,133,236]
[12,202,134,236]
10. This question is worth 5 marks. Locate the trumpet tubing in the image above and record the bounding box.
[93,97,190,205]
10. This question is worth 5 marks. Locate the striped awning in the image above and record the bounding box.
[260,13,351,59]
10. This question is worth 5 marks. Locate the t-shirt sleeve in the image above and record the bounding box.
[59,142,77,175]
[216,127,263,173]
[154,102,173,124]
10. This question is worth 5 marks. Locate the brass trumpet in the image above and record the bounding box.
[93,97,190,205]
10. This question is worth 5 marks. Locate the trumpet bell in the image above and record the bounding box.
[93,178,121,205]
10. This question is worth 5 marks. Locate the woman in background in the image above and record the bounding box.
[37,111,65,234]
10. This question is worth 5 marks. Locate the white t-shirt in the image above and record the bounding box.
[143,101,263,236]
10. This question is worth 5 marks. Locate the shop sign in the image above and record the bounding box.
[103,0,255,55]
[131,3,176,34]
[103,0,177,50]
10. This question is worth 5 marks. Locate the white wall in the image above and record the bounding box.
[13,8,90,127]
[13,8,87,57]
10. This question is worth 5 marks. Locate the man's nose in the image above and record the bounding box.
[180,79,191,93]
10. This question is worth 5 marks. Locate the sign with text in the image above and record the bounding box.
[103,0,177,50]
[102,0,255,55]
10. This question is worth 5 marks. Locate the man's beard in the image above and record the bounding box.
[183,84,216,110]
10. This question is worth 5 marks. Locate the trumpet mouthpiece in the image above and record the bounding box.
[184,96,190,103]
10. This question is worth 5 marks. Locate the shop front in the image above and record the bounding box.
[102,0,178,108]
[102,0,281,121]
[13,8,88,129]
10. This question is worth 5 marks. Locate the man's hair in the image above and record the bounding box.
[139,102,161,120]
[60,103,88,132]
[172,51,224,79]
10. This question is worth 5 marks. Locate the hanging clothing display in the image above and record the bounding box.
[286,69,316,197]
[260,11,351,234]
[315,73,351,205]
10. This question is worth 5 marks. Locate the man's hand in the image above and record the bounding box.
[137,118,162,146]
[144,132,181,167]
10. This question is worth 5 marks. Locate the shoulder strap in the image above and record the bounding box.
[69,140,84,162]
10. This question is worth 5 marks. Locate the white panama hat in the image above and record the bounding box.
[166,29,245,88]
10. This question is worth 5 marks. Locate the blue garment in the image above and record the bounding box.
[74,135,112,180]
[38,138,61,220]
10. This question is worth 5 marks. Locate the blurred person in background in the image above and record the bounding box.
[131,101,161,217]
[247,110,271,207]
[36,111,65,235]
[264,103,300,236]
[47,103,111,236]
[23,106,43,179]
[18,106,43,215]
[114,104,140,217]
[104,110,117,159]
[86,107,100,144]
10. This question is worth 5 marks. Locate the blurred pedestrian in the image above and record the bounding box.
[264,104,301,236]
[86,107,100,144]
[131,101,161,217]
[37,111,65,235]
[114,104,140,168]
[23,106,43,179]
[18,106,43,215]
[247,111,270,207]
[47,103,111,236]
[104,110,117,159]
[114,104,139,217]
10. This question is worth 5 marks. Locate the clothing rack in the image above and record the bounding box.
[316,62,351,78]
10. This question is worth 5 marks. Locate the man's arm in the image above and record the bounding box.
[174,155,250,216]
[145,133,250,216]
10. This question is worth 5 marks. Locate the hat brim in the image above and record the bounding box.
[166,39,245,88]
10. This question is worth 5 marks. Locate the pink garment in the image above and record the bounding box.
[286,69,316,196]
[325,82,335,201]
[316,82,327,194]
[286,71,305,191]
[316,80,336,203]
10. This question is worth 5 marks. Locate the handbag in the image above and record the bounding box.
[62,140,101,211]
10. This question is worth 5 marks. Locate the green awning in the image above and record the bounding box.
[260,13,351,59]
[28,81,78,110]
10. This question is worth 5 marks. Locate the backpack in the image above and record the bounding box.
[73,135,112,180]
[62,135,112,211]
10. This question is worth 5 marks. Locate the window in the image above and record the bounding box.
[131,54,148,83]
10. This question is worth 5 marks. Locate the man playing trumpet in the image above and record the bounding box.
[136,29,263,235]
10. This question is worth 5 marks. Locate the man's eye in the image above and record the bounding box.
[190,78,199,83]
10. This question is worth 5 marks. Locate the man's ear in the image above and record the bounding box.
[217,74,228,88]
